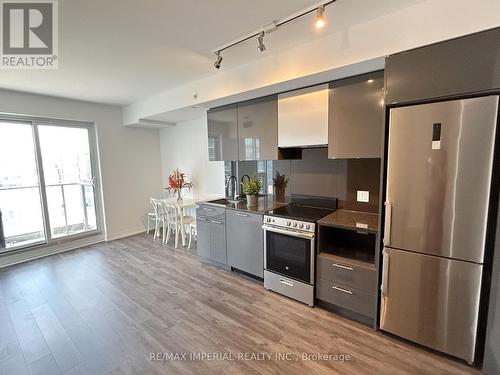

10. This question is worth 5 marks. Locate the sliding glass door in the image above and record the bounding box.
[0,117,101,253]
[38,125,98,238]
[0,121,46,250]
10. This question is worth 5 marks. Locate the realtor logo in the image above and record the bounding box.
[1,0,58,69]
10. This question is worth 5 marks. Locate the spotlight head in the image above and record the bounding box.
[315,5,326,29]
[214,51,223,69]
[257,31,266,52]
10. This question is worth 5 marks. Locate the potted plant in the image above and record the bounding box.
[166,168,193,202]
[241,176,262,207]
[273,171,289,202]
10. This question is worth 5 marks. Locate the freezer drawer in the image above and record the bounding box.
[380,248,483,363]
[385,96,498,263]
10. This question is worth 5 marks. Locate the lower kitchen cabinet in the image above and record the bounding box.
[226,210,264,278]
[209,218,227,264]
[196,205,227,265]
[316,217,379,327]
[316,252,377,323]
[196,217,210,259]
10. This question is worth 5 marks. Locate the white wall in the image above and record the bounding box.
[0,89,162,242]
[160,114,224,200]
[124,0,500,124]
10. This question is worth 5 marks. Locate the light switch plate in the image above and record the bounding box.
[357,191,369,203]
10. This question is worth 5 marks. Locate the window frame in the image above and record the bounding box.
[0,113,104,253]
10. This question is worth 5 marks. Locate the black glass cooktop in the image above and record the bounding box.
[269,204,335,222]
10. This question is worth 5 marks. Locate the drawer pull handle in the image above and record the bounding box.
[279,278,294,287]
[198,217,207,221]
[332,285,353,295]
[203,207,215,211]
[332,263,354,271]
[235,213,248,217]
[210,219,223,224]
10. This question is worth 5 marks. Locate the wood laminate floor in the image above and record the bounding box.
[0,233,480,375]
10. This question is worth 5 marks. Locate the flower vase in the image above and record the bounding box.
[177,190,183,202]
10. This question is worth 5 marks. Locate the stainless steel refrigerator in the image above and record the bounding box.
[380,96,499,364]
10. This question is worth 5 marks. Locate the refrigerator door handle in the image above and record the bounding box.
[381,250,390,296]
[383,201,392,246]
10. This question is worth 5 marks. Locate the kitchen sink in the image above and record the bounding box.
[206,197,247,206]
[206,198,231,206]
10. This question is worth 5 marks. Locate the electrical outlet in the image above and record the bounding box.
[357,190,369,203]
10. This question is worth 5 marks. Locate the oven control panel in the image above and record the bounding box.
[263,215,315,233]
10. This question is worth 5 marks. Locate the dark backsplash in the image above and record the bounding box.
[225,148,381,213]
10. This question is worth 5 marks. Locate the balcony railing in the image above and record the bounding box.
[0,182,96,250]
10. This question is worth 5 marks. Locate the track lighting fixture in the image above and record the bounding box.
[257,32,266,52]
[214,51,223,69]
[315,5,326,29]
[211,1,336,68]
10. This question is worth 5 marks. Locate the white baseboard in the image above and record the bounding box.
[0,234,105,269]
[105,226,147,241]
[0,227,149,269]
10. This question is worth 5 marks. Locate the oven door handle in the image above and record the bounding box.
[262,225,315,239]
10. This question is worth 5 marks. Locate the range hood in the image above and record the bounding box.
[278,84,329,148]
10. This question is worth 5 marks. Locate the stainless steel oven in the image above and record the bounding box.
[262,215,316,306]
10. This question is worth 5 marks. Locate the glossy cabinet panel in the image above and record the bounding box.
[226,210,264,277]
[278,84,329,148]
[197,205,227,265]
[207,104,238,161]
[317,278,375,318]
[317,254,376,293]
[328,71,384,159]
[237,95,278,161]
[209,217,227,264]
[386,28,500,104]
[196,216,210,258]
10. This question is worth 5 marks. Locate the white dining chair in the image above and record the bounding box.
[150,198,166,240]
[161,201,178,245]
[188,221,197,250]
[147,198,158,235]
[162,201,195,249]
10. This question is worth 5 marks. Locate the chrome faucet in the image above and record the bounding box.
[225,176,237,200]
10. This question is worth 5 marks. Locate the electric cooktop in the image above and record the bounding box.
[268,195,338,222]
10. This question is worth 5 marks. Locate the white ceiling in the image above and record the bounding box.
[0,0,325,105]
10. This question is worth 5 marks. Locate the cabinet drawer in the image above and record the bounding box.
[317,255,376,293]
[197,204,225,221]
[264,270,314,307]
[317,278,375,318]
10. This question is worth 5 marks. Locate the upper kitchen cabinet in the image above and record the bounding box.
[328,71,384,159]
[386,28,500,105]
[278,84,329,148]
[207,104,238,161]
[237,95,278,160]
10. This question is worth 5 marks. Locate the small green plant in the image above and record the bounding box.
[241,176,262,196]
[273,171,289,189]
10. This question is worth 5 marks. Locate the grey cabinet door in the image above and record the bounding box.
[207,104,238,161]
[328,71,384,159]
[226,210,264,277]
[209,218,227,264]
[196,217,210,258]
[385,28,500,105]
[237,95,278,161]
